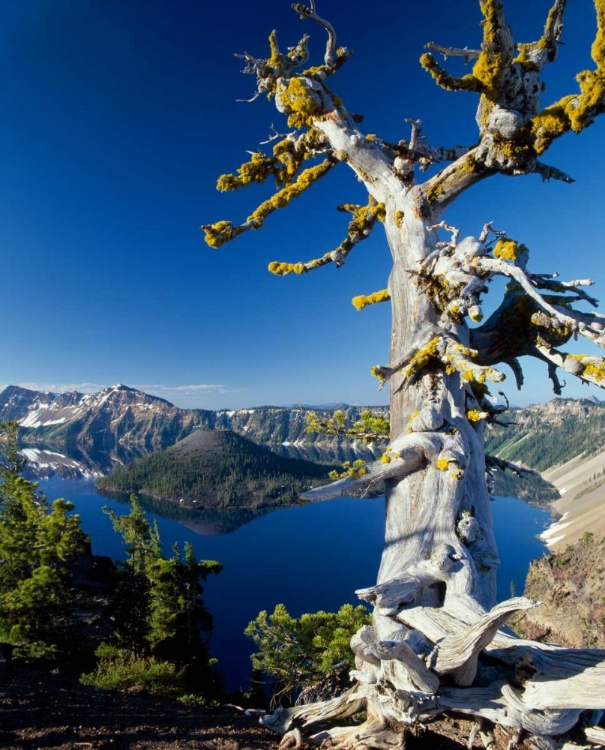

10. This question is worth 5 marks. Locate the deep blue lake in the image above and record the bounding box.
[38,477,551,691]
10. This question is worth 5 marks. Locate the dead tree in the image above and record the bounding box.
[204,1,605,746]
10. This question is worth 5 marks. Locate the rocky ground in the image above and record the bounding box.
[0,661,279,750]
[513,533,605,648]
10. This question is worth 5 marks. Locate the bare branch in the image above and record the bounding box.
[476,257,605,348]
[504,358,524,390]
[292,2,340,70]
[547,361,565,395]
[424,42,481,63]
[534,161,575,183]
[485,454,531,477]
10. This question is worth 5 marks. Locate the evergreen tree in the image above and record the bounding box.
[92,495,222,696]
[0,421,88,664]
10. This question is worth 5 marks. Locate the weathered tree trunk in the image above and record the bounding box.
[262,123,605,749]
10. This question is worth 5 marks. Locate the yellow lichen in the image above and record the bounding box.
[403,337,441,379]
[466,409,488,423]
[436,458,449,471]
[568,354,605,384]
[370,365,386,386]
[277,76,325,129]
[352,289,391,311]
[493,237,529,264]
[202,221,241,249]
[216,152,277,192]
[406,410,420,434]
[394,210,404,229]
[268,261,307,276]
[247,159,334,228]
[420,53,481,92]
[380,454,391,464]
[530,0,605,153]
[375,203,386,222]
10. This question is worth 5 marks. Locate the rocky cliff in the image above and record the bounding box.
[515,533,605,649]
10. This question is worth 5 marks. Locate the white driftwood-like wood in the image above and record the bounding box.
[429,598,537,686]
[585,726,605,746]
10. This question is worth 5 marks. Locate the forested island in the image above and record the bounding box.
[97,429,332,509]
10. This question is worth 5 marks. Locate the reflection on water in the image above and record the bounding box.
[20,440,385,481]
[102,490,271,535]
[37,477,551,691]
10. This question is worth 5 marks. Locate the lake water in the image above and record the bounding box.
[38,477,551,692]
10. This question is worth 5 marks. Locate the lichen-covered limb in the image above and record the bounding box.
[534,346,605,389]
[298,434,444,504]
[419,53,484,93]
[530,0,605,155]
[414,149,494,217]
[376,334,504,395]
[352,289,390,311]
[203,157,336,248]
[268,198,384,276]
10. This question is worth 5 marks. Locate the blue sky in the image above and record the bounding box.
[1,0,604,409]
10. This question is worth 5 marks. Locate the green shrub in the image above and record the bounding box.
[80,644,187,698]
[245,603,370,705]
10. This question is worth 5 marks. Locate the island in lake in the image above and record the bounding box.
[96,428,332,510]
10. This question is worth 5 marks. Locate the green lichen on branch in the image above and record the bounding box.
[370,365,386,388]
[352,289,391,311]
[216,152,278,192]
[403,337,442,380]
[203,158,335,249]
[466,408,489,423]
[275,74,340,129]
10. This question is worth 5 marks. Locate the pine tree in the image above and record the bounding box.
[0,421,88,664]
[95,496,222,695]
